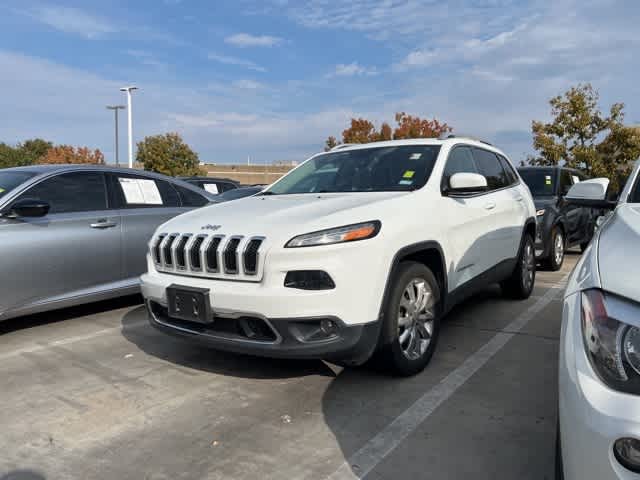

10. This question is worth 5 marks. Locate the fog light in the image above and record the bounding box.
[320,319,338,336]
[614,438,640,473]
[284,270,335,290]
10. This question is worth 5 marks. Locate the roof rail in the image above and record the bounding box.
[438,133,493,146]
[330,143,357,151]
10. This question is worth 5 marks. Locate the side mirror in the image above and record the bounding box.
[447,173,488,195]
[565,178,616,208]
[9,199,51,218]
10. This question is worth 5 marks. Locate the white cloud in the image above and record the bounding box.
[395,49,439,70]
[225,33,283,48]
[207,53,266,72]
[327,62,378,78]
[26,6,117,39]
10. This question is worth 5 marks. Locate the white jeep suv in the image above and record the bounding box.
[141,138,537,375]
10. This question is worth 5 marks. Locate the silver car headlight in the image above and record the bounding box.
[285,221,381,248]
[581,289,640,394]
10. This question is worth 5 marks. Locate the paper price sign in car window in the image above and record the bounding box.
[204,183,219,194]
[545,175,552,185]
[118,178,163,205]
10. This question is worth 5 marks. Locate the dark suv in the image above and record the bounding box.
[518,166,596,270]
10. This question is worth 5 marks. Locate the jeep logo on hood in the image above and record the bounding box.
[201,224,222,231]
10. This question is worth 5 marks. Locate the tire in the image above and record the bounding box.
[501,234,536,299]
[543,227,565,271]
[374,261,441,376]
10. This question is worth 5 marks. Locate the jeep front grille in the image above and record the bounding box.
[151,233,266,281]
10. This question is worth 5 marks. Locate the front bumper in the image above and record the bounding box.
[559,292,640,479]
[146,299,380,363]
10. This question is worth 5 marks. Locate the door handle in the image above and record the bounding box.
[484,202,496,210]
[90,220,117,229]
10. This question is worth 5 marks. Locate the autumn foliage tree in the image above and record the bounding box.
[528,84,640,190]
[40,145,105,164]
[324,112,451,150]
[137,132,202,176]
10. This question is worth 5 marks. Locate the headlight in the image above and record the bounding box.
[536,209,546,217]
[285,221,381,248]
[581,289,640,394]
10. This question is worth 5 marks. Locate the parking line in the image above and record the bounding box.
[0,319,148,362]
[326,275,569,480]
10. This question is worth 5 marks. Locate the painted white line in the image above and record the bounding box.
[0,319,148,361]
[327,274,569,480]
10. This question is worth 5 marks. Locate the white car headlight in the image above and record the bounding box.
[581,289,640,394]
[285,221,381,248]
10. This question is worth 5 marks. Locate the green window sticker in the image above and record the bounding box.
[545,175,552,185]
[403,170,415,179]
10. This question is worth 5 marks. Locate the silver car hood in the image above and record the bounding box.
[597,204,640,301]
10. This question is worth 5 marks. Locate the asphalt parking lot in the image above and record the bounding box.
[0,253,577,480]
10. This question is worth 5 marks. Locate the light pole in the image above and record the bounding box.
[119,86,138,168]
[106,105,125,166]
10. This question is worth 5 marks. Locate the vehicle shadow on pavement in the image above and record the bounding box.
[0,295,143,335]
[120,306,337,380]
[0,470,46,480]
[320,285,540,479]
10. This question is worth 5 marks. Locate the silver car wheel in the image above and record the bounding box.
[398,278,435,361]
[522,241,535,291]
[554,231,564,266]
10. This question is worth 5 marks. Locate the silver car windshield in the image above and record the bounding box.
[265,145,441,195]
[0,171,36,200]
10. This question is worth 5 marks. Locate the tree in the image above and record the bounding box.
[136,132,202,176]
[325,112,451,149]
[40,145,105,164]
[20,138,53,163]
[530,84,640,190]
[392,112,451,139]
[0,143,28,168]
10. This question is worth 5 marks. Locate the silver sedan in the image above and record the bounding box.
[0,165,214,321]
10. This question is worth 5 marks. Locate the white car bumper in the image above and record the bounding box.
[559,292,640,479]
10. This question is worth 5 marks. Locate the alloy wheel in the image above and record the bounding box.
[522,241,535,291]
[554,232,564,266]
[398,278,435,360]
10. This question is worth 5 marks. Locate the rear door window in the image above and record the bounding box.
[15,171,108,214]
[472,148,510,190]
[498,155,519,186]
[560,170,573,196]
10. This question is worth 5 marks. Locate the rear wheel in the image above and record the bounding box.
[543,227,565,271]
[375,262,441,376]
[501,234,536,299]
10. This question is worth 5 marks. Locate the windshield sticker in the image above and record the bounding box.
[409,153,422,160]
[204,183,219,194]
[403,170,415,179]
[545,175,552,185]
[399,179,413,185]
[0,188,4,193]
[118,178,163,205]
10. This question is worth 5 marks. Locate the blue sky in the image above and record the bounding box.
[0,0,639,164]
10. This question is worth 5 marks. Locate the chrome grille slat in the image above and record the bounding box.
[151,232,265,281]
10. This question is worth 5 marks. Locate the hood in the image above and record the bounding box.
[157,191,407,240]
[597,204,640,302]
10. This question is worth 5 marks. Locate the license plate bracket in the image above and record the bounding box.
[166,284,212,324]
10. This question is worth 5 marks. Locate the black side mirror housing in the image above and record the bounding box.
[9,199,51,218]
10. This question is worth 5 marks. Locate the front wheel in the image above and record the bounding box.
[375,262,441,376]
[543,227,565,271]
[501,234,536,299]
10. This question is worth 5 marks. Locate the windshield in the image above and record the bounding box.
[518,168,556,197]
[217,186,262,202]
[0,171,37,200]
[630,173,640,203]
[266,145,441,194]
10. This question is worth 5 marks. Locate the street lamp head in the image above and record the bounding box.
[106,105,126,110]
[119,86,138,92]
